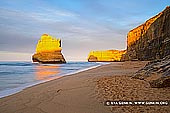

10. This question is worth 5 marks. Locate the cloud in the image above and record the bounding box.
[0,51,32,61]
[2,0,166,61]
[0,5,128,61]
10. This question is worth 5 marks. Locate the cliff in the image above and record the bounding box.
[88,50,126,62]
[125,6,170,88]
[122,6,170,61]
[32,34,66,64]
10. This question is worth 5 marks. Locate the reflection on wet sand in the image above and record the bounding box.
[35,65,60,80]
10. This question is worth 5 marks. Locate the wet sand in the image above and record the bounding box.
[0,61,169,113]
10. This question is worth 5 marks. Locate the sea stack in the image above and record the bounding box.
[32,34,66,64]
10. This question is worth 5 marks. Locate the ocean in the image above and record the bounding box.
[0,61,102,98]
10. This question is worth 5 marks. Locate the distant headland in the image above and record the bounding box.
[88,6,170,62]
[88,50,126,62]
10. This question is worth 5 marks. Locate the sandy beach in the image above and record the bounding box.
[0,61,170,113]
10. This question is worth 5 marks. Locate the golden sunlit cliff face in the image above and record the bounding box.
[127,11,163,47]
[32,34,66,64]
[122,6,170,61]
[88,50,126,62]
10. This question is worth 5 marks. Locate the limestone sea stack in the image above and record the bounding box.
[88,50,126,62]
[32,34,66,64]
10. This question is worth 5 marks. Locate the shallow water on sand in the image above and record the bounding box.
[0,61,102,98]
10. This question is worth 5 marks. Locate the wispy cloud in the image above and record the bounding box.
[0,0,169,61]
[0,5,137,60]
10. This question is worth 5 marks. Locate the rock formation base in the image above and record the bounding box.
[132,55,170,88]
[32,51,66,64]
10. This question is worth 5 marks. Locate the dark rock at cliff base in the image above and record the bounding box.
[88,55,98,62]
[149,76,170,88]
[32,52,66,64]
[132,55,170,88]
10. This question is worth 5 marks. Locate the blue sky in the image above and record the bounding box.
[0,0,169,61]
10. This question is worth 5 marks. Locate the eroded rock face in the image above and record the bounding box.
[88,50,126,62]
[132,55,170,88]
[32,52,66,64]
[122,6,170,61]
[32,34,66,64]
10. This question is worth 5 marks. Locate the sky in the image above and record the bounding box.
[0,0,169,61]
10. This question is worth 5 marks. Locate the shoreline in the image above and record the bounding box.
[0,62,104,99]
[0,61,169,113]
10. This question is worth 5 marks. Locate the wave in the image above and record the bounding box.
[0,62,33,66]
[0,61,105,98]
